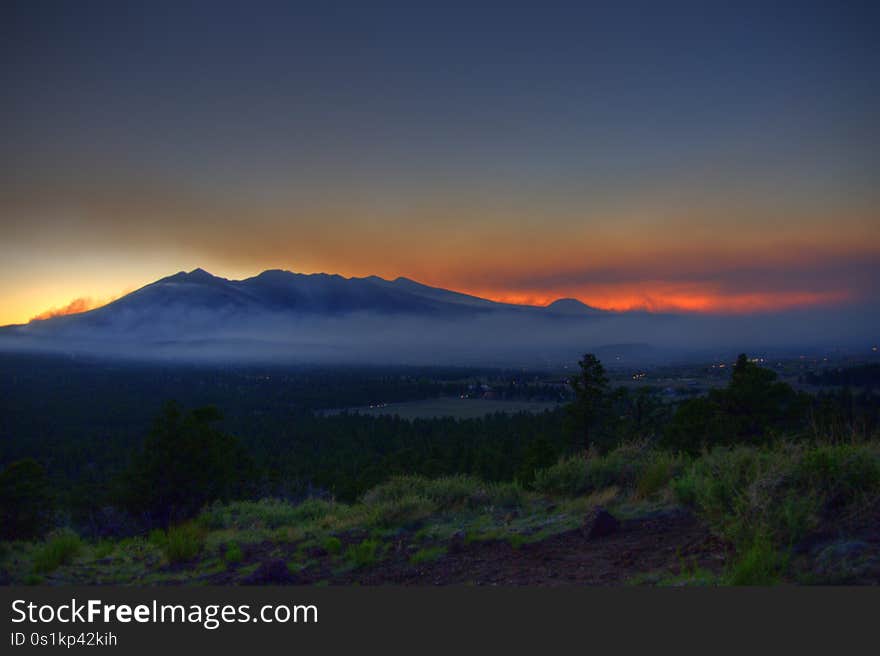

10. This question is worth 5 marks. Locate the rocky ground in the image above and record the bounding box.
[195,508,729,586]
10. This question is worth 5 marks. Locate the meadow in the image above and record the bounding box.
[324,397,561,420]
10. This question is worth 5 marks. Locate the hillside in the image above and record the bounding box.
[5,439,879,586]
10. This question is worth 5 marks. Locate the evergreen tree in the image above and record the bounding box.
[567,354,610,453]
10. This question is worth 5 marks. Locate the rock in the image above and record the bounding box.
[305,545,328,558]
[448,530,467,554]
[815,540,873,575]
[797,539,880,583]
[243,559,298,585]
[583,507,619,539]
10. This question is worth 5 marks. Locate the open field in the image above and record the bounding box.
[323,397,561,419]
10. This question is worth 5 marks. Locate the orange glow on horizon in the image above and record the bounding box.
[9,272,860,326]
[468,286,853,314]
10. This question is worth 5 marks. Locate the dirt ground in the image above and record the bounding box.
[205,508,729,586]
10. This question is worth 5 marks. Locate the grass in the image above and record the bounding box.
[92,539,115,559]
[32,529,83,573]
[675,442,880,549]
[161,524,206,564]
[533,442,675,498]
[4,439,878,586]
[724,534,786,585]
[328,397,560,420]
[409,545,447,564]
[345,539,382,568]
[223,542,243,565]
[363,474,524,512]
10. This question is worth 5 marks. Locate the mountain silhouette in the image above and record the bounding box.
[0,268,874,365]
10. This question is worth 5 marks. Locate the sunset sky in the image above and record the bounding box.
[1,1,878,326]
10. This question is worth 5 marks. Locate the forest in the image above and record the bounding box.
[1,352,877,540]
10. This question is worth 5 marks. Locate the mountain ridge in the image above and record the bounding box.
[22,268,606,326]
[1,268,874,365]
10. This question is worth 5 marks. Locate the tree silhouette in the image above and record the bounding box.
[567,353,610,453]
[0,458,53,539]
[124,401,254,526]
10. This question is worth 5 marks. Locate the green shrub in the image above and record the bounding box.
[588,442,651,490]
[32,529,82,573]
[636,453,685,498]
[162,524,205,564]
[676,442,880,548]
[364,475,488,511]
[425,476,485,509]
[147,528,167,548]
[487,481,525,509]
[368,495,436,528]
[410,545,446,564]
[345,539,382,568]
[533,442,658,497]
[223,542,243,565]
[199,498,339,530]
[322,536,342,555]
[92,540,115,559]
[672,441,880,585]
[726,534,786,585]
[533,455,590,496]
[673,470,698,506]
[289,498,339,523]
[792,445,880,506]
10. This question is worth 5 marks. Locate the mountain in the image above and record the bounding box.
[0,268,874,365]
[0,268,625,365]
[24,267,552,327]
[544,298,602,316]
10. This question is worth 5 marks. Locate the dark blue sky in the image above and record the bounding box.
[1,1,878,322]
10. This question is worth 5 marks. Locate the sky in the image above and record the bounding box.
[1,1,878,325]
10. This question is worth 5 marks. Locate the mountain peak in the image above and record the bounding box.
[546,298,599,314]
[188,267,215,278]
[158,268,224,284]
[254,269,295,280]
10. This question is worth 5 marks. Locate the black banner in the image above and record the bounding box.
[1,586,876,653]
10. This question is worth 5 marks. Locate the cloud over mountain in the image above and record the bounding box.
[1,268,876,366]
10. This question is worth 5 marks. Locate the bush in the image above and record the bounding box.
[321,536,342,555]
[199,498,338,530]
[792,445,880,508]
[533,456,590,496]
[672,469,698,506]
[676,442,880,548]
[345,539,381,568]
[92,540,115,559]
[410,545,446,564]
[364,475,486,511]
[223,542,243,565]
[32,530,82,573]
[487,481,525,509]
[368,495,436,528]
[162,524,205,564]
[533,442,658,497]
[147,528,167,548]
[636,452,686,498]
[726,534,786,585]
